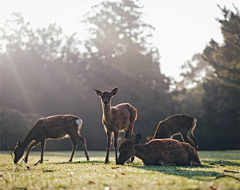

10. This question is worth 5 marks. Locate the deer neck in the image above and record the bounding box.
[102,101,112,122]
[21,130,35,149]
[134,144,148,161]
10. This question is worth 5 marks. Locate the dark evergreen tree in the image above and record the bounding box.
[201,5,240,149]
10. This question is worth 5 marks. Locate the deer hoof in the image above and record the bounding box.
[190,160,200,166]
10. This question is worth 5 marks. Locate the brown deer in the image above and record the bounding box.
[13,114,89,164]
[117,134,201,166]
[94,87,137,164]
[152,114,198,149]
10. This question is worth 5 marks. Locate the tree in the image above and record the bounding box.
[201,5,240,149]
[179,53,213,87]
[203,5,240,89]
[174,5,240,150]
[81,0,172,140]
[82,0,169,88]
[0,1,173,150]
[0,107,43,150]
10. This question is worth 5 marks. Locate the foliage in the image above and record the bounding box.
[0,2,239,151]
[0,1,172,151]
[81,0,173,139]
[0,151,240,190]
[180,53,213,87]
[203,5,240,90]
[174,5,240,150]
[81,0,171,107]
[201,5,240,149]
[0,107,43,150]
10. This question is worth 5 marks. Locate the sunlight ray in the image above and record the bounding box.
[7,55,36,112]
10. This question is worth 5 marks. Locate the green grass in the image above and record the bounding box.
[0,150,240,190]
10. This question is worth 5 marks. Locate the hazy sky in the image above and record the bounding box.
[0,0,239,81]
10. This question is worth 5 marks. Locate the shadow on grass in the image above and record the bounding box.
[130,164,238,181]
[204,160,240,166]
[52,160,105,165]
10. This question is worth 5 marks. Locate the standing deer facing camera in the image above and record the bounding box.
[13,115,89,164]
[152,114,198,149]
[94,87,137,164]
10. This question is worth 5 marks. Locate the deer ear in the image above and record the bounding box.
[94,89,102,96]
[110,87,118,96]
[133,134,141,145]
[17,141,22,147]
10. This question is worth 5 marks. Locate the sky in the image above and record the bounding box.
[0,0,239,81]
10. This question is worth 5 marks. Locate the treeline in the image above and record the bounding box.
[0,1,239,151]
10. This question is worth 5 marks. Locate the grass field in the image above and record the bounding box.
[0,150,239,190]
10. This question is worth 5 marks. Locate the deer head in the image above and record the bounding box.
[116,134,141,165]
[13,141,25,164]
[94,87,118,105]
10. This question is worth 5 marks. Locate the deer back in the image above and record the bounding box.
[107,103,137,131]
[31,115,81,139]
[145,139,200,165]
[145,139,186,157]
[154,114,195,138]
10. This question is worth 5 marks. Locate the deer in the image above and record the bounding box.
[152,114,198,150]
[116,134,201,166]
[13,114,89,164]
[94,87,137,164]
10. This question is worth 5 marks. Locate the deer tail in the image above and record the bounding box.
[192,118,197,131]
[75,118,83,133]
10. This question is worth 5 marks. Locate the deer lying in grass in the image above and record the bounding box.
[13,114,89,164]
[116,134,201,166]
[152,114,198,149]
[94,87,137,164]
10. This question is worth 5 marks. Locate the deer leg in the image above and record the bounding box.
[190,160,200,166]
[24,140,40,163]
[158,160,176,166]
[72,134,89,161]
[40,140,46,163]
[105,130,112,164]
[128,123,135,163]
[124,130,130,139]
[124,130,132,164]
[187,130,198,150]
[180,132,187,142]
[181,132,195,148]
[181,132,190,143]
[114,131,119,163]
[125,130,135,139]
[69,136,77,162]
[124,130,135,163]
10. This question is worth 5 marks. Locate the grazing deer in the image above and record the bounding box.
[94,87,137,164]
[117,134,201,166]
[152,114,198,149]
[13,115,89,164]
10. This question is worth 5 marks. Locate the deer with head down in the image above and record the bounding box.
[94,87,137,164]
[152,114,198,150]
[13,114,89,164]
[117,134,201,166]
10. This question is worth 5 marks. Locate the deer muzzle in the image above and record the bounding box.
[103,101,109,105]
